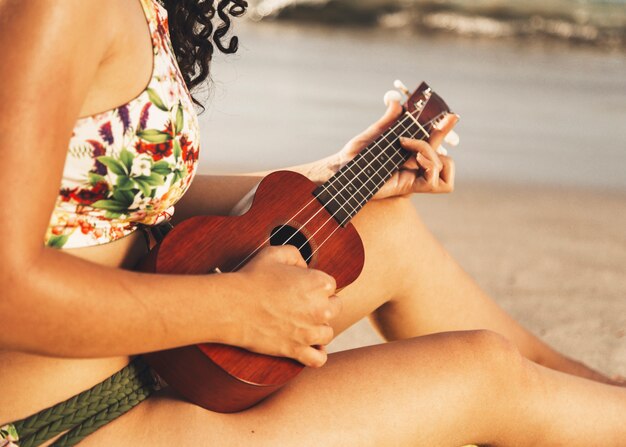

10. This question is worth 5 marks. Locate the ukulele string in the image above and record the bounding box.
[301,115,440,264]
[229,113,417,272]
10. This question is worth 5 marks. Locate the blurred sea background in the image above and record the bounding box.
[197,0,626,374]
[200,0,626,190]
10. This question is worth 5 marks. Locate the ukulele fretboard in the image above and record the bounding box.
[313,111,438,226]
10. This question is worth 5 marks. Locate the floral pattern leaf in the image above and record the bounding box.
[146,87,169,112]
[173,139,182,159]
[104,210,123,219]
[171,170,183,186]
[7,426,18,439]
[119,148,135,171]
[151,161,172,176]
[175,103,184,134]
[134,179,152,197]
[92,199,128,212]
[1,423,19,441]
[136,129,172,144]
[97,156,127,176]
[136,173,165,187]
[116,175,134,191]
[113,189,135,206]
[48,235,69,249]
[88,173,106,186]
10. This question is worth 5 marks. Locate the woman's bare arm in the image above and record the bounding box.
[0,0,230,356]
[0,1,336,367]
[173,100,457,221]
[172,153,339,221]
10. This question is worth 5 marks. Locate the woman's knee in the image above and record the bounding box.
[436,330,528,384]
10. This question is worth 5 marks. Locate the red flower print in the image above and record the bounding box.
[152,142,173,160]
[163,121,175,138]
[134,140,173,161]
[180,135,198,167]
[87,140,106,157]
[60,188,74,202]
[70,182,109,205]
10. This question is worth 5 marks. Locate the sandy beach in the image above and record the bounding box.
[330,183,626,379]
[198,21,626,377]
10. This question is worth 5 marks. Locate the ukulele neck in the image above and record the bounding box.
[313,112,431,226]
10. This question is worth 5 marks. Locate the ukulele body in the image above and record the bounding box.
[138,170,365,413]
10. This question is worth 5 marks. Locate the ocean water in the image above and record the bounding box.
[249,0,626,49]
[198,21,626,191]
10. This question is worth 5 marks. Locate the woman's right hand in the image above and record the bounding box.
[228,245,341,368]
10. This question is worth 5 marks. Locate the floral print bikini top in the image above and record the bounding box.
[44,0,200,249]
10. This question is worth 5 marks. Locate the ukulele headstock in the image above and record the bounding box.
[404,82,454,132]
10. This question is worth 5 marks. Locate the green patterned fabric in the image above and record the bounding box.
[1,358,158,447]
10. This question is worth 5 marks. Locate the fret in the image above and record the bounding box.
[359,155,387,186]
[329,155,372,199]
[403,111,431,138]
[328,206,350,228]
[351,155,381,194]
[377,132,397,148]
[320,183,359,217]
[402,119,427,141]
[341,174,369,204]
[390,148,409,170]
[333,188,360,216]
[330,200,357,223]
[376,158,393,177]
[349,169,377,199]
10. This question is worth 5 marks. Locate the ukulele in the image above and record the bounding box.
[138,82,454,413]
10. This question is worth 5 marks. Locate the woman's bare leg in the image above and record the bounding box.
[83,331,626,446]
[78,187,626,445]
[334,196,620,383]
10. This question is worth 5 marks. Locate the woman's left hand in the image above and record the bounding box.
[332,99,459,200]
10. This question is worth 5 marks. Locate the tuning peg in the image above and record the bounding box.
[394,79,410,97]
[383,90,403,106]
[444,130,460,147]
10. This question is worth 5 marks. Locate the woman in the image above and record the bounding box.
[1,0,624,445]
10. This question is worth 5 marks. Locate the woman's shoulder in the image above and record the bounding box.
[0,0,118,66]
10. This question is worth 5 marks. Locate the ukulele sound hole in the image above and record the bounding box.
[270,225,313,264]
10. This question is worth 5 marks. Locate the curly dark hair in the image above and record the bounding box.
[158,0,248,110]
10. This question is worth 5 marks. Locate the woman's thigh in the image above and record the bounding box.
[81,331,522,447]
[335,195,549,363]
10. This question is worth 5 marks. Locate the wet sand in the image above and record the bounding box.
[198,22,626,377]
